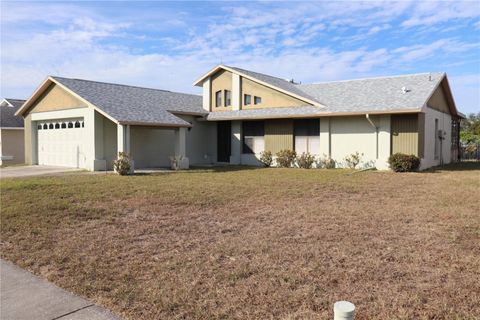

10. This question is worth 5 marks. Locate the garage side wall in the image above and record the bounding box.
[0,129,25,164]
[180,115,216,165]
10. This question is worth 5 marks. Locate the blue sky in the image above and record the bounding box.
[1,1,480,114]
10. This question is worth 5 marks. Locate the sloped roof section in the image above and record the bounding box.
[207,105,326,121]
[1,99,26,128]
[52,77,204,126]
[227,66,320,104]
[297,72,445,113]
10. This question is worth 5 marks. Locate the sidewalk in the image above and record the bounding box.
[0,259,121,320]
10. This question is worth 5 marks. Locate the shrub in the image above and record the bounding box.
[113,152,131,175]
[259,151,273,167]
[344,151,363,169]
[297,152,315,169]
[275,149,296,168]
[388,153,420,172]
[316,154,336,169]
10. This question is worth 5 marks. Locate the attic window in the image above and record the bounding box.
[215,90,222,108]
[254,96,262,105]
[244,94,251,105]
[224,90,231,107]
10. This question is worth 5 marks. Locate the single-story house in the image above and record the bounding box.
[16,65,463,171]
[1,98,26,165]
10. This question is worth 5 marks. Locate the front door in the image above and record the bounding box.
[217,121,231,162]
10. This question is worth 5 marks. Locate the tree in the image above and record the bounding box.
[460,112,480,144]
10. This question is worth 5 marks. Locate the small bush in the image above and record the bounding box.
[259,151,273,167]
[316,154,336,169]
[344,151,363,169]
[276,149,296,168]
[297,152,315,169]
[113,152,131,175]
[388,153,420,172]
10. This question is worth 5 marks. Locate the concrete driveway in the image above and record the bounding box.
[0,165,82,179]
[0,259,120,320]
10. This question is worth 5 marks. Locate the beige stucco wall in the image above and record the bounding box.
[421,107,452,169]
[329,115,391,169]
[180,115,217,164]
[27,83,86,114]
[23,114,34,165]
[0,129,25,165]
[210,70,233,111]
[241,77,308,109]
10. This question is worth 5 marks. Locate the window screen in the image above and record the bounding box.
[294,119,320,154]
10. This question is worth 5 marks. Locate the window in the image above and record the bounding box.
[43,124,48,130]
[244,94,251,105]
[215,90,222,108]
[68,122,73,128]
[294,119,320,155]
[55,123,60,129]
[37,124,42,130]
[81,121,84,128]
[434,118,439,159]
[61,123,66,129]
[224,90,231,106]
[254,96,262,105]
[49,123,54,129]
[75,121,81,128]
[242,121,265,154]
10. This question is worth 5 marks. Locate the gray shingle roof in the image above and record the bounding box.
[52,77,204,126]
[227,66,320,104]
[206,105,325,121]
[297,72,445,113]
[1,99,25,128]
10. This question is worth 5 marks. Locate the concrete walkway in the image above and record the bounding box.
[0,259,121,320]
[0,165,82,179]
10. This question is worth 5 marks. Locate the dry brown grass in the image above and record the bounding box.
[1,163,479,319]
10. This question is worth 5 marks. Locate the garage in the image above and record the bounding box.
[37,118,86,168]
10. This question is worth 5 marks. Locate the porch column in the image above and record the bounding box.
[174,127,189,169]
[117,124,131,153]
[117,124,134,171]
[230,120,242,164]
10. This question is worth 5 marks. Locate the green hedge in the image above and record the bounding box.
[388,153,420,172]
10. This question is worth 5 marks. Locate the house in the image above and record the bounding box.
[1,98,26,165]
[16,65,463,171]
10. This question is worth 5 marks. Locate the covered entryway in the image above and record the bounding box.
[37,118,86,168]
[217,121,231,162]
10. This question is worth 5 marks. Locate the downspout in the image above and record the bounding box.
[366,114,379,159]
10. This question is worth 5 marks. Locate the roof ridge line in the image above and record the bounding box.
[300,72,445,86]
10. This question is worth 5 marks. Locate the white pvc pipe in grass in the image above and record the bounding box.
[334,301,355,320]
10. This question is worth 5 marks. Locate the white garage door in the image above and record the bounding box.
[37,119,86,168]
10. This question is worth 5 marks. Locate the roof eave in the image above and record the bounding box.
[118,121,192,128]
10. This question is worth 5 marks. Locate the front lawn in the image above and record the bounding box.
[1,164,479,319]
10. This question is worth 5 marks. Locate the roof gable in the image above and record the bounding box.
[194,64,324,107]
[17,77,205,127]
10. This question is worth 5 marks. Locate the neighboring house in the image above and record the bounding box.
[16,65,463,171]
[1,98,26,165]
